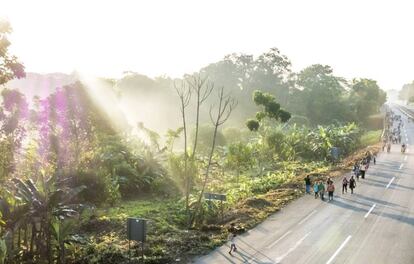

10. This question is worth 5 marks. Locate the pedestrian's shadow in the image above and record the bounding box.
[364,178,414,192]
[328,198,368,213]
[236,238,274,263]
[216,250,237,264]
[371,211,414,227]
[371,169,401,179]
[353,193,406,208]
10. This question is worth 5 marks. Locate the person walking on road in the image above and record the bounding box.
[373,154,376,165]
[366,152,371,164]
[349,176,356,194]
[228,232,237,255]
[353,162,360,180]
[319,181,325,201]
[305,175,311,194]
[342,176,348,194]
[228,223,237,255]
[360,161,366,179]
[313,181,319,199]
[327,182,335,201]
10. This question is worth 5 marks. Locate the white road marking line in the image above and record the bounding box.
[399,163,404,170]
[364,204,376,218]
[326,235,352,264]
[275,232,310,263]
[297,210,317,225]
[386,177,395,189]
[404,156,408,161]
[267,230,292,249]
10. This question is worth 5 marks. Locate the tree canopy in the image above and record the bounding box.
[0,19,25,85]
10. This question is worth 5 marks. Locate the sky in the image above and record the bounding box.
[1,0,414,90]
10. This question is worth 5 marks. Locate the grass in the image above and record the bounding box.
[361,130,382,147]
[72,132,382,264]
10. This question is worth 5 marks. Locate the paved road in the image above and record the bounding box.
[194,106,414,264]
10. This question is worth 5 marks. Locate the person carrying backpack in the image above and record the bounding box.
[342,176,348,194]
[349,176,356,194]
[327,182,335,201]
[318,181,325,201]
[313,181,319,199]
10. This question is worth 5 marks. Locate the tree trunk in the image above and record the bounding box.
[30,224,35,254]
[191,122,219,226]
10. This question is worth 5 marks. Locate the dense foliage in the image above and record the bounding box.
[0,20,387,264]
[0,19,25,85]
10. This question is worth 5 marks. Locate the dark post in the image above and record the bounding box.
[221,199,224,222]
[127,218,147,262]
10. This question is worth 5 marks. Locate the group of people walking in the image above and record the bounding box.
[309,178,336,201]
[383,110,407,153]
[304,151,376,201]
[352,152,374,181]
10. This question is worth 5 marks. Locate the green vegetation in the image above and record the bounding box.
[360,130,382,147]
[399,81,414,101]
[0,20,386,264]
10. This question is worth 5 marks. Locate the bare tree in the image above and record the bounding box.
[174,81,192,220]
[187,74,214,158]
[191,86,237,225]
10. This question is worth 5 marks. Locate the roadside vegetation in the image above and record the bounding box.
[0,20,386,263]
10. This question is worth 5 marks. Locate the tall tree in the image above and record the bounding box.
[191,86,236,225]
[200,48,293,123]
[292,64,350,125]
[0,89,28,180]
[350,78,387,123]
[174,80,192,223]
[398,81,414,101]
[0,19,25,85]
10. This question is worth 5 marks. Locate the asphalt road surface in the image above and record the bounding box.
[194,106,414,264]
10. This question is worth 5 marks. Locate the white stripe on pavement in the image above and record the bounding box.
[267,230,292,249]
[386,177,395,189]
[364,204,376,218]
[404,156,408,161]
[326,235,352,264]
[275,232,310,263]
[297,210,317,225]
[399,163,404,170]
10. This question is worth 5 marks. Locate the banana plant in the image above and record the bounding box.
[0,175,85,262]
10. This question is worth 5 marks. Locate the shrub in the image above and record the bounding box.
[69,171,118,205]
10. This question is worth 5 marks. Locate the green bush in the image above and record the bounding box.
[69,171,118,205]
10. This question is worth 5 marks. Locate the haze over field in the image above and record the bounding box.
[2,0,414,90]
